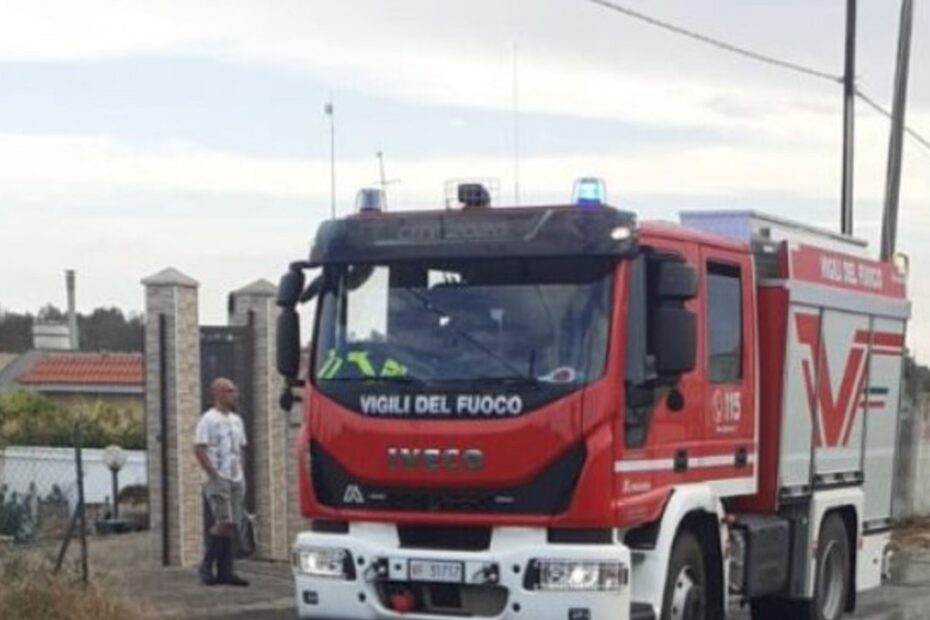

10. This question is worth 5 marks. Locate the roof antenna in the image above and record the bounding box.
[325,95,336,219]
[374,151,401,210]
[512,41,521,207]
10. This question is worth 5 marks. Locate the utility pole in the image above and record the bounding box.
[325,96,335,219]
[880,0,914,261]
[840,0,857,236]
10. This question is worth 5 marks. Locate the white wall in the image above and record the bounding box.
[0,445,146,508]
[909,397,930,517]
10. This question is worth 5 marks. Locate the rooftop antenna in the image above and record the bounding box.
[512,42,521,206]
[374,151,401,210]
[324,95,336,219]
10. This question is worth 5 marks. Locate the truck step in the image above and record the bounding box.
[631,602,656,620]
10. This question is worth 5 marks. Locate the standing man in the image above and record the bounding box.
[194,377,250,586]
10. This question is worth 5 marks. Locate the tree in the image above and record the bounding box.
[0,305,144,353]
[36,304,65,322]
[0,308,33,353]
[78,307,143,352]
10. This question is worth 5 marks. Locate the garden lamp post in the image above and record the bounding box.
[102,445,127,519]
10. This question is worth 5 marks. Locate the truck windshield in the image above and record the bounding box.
[313,257,613,387]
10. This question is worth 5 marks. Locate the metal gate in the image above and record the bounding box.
[199,316,255,541]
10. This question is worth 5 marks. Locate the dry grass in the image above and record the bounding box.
[892,517,930,551]
[0,556,161,620]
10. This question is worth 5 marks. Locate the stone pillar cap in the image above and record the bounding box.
[141,267,199,288]
[231,279,277,298]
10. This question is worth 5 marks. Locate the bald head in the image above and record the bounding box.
[211,377,238,412]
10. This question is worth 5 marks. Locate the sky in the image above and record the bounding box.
[0,0,928,354]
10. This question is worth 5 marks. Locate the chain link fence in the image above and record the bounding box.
[0,422,149,580]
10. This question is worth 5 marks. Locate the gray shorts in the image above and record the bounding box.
[204,477,245,525]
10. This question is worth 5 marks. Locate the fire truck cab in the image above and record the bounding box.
[276,188,909,620]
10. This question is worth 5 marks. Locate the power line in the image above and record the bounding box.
[584,0,842,84]
[585,0,930,156]
[857,89,930,154]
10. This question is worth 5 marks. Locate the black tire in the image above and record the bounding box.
[811,514,851,620]
[661,531,707,620]
[750,596,802,620]
[750,514,850,620]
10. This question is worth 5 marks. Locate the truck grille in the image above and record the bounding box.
[398,525,492,551]
[375,582,508,617]
[310,441,585,516]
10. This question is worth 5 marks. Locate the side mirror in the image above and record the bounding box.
[652,306,696,375]
[279,387,300,411]
[656,261,698,299]
[277,267,305,308]
[300,275,323,303]
[276,307,301,380]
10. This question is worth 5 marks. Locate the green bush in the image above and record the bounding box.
[0,391,144,450]
[0,485,31,542]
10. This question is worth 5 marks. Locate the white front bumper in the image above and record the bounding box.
[293,523,632,620]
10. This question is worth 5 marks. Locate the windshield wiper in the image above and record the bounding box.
[320,376,427,387]
[400,288,530,379]
[461,376,541,389]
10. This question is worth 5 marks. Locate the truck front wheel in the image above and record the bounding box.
[661,531,706,620]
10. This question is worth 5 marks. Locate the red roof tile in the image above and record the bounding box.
[18,353,143,386]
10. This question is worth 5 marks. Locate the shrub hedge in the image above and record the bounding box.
[0,390,144,449]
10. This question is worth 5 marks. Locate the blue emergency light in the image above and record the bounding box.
[573,177,607,208]
[355,188,386,213]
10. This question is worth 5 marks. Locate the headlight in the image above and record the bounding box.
[526,559,628,592]
[292,547,356,580]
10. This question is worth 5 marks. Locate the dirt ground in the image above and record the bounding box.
[891,517,930,551]
[7,532,296,619]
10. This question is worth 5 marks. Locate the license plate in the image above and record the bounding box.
[408,559,464,584]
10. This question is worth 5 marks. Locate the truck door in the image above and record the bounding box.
[617,236,704,510]
[699,247,756,492]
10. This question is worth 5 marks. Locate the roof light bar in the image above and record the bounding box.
[573,177,607,208]
[355,188,386,214]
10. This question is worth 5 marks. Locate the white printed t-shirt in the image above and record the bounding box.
[195,408,247,482]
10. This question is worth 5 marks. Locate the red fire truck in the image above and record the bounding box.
[275,183,910,620]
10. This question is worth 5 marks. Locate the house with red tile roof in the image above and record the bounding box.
[1,351,144,420]
[17,352,143,392]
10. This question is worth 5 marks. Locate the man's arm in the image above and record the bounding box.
[194,444,219,479]
[236,415,247,481]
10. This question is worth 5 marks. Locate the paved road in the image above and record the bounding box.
[233,552,930,620]
[278,554,930,620]
[732,550,930,620]
[89,533,930,619]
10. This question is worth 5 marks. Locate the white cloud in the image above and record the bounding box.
[1,0,928,354]
[1,0,925,135]
[0,108,926,208]
[1,129,928,344]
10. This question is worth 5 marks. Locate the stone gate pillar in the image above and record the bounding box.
[142,267,202,567]
[286,400,311,549]
[228,280,288,560]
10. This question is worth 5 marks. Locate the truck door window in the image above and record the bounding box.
[624,254,652,448]
[707,262,742,383]
[345,267,389,344]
